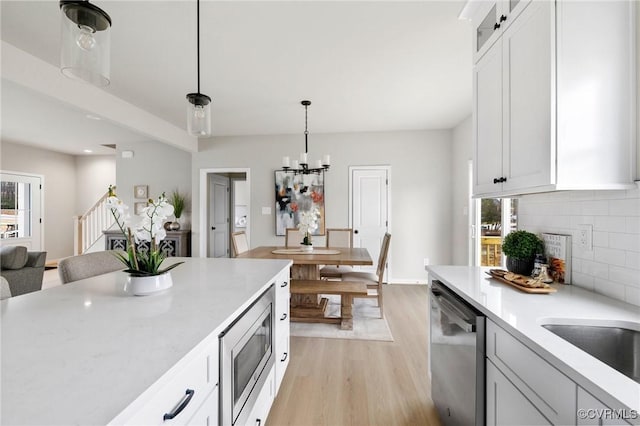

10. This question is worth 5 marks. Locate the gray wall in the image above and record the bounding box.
[0,141,76,260]
[193,129,453,282]
[451,115,472,265]
[116,140,192,224]
[76,155,116,214]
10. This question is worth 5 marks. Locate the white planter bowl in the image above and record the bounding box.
[126,272,173,296]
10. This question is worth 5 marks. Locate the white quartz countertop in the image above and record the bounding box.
[1,257,292,426]
[426,265,640,415]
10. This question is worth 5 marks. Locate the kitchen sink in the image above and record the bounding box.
[541,323,640,384]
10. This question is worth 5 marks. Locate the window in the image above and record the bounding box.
[475,198,518,267]
[1,180,33,239]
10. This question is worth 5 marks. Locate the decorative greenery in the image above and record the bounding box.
[502,230,544,260]
[169,190,187,219]
[106,185,183,276]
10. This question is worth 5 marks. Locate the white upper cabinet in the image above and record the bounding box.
[473,0,533,63]
[467,0,636,198]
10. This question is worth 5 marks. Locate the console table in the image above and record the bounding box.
[103,230,191,257]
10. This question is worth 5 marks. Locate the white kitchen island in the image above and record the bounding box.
[1,257,291,425]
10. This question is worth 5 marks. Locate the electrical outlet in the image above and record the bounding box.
[577,224,593,250]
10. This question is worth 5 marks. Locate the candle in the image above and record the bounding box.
[299,153,308,165]
[315,159,322,169]
[322,154,331,166]
[292,160,299,170]
[282,156,290,168]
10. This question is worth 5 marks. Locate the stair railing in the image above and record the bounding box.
[73,189,116,255]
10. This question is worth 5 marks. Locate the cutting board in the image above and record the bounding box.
[485,270,557,294]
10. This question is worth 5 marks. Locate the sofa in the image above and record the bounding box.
[0,246,47,297]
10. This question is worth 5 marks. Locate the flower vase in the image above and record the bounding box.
[300,244,313,253]
[126,272,173,296]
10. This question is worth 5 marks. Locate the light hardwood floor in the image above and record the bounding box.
[267,284,442,426]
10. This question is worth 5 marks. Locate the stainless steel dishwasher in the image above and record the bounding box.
[430,279,485,426]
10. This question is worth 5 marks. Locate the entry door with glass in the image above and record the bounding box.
[0,172,42,250]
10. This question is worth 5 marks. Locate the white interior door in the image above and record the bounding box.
[349,166,390,277]
[0,172,42,250]
[208,174,230,258]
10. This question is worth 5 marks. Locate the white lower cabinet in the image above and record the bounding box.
[274,270,290,394]
[486,359,551,425]
[486,319,576,425]
[244,367,275,426]
[121,339,219,426]
[187,386,218,426]
[577,387,632,426]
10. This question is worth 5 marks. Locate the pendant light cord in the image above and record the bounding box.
[304,103,309,153]
[196,0,201,94]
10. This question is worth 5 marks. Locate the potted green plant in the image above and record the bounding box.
[168,190,187,230]
[502,230,544,275]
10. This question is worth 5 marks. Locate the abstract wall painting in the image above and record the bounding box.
[274,171,325,236]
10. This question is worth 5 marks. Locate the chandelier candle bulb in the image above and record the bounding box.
[315,159,322,169]
[322,155,331,166]
[292,160,299,170]
[299,153,308,165]
[282,156,290,168]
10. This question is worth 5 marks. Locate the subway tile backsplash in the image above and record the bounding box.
[518,183,640,307]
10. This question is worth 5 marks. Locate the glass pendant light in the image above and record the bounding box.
[186,0,212,137]
[59,0,112,87]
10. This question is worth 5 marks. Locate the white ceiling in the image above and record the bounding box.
[1,1,472,155]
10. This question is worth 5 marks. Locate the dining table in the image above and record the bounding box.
[237,246,373,326]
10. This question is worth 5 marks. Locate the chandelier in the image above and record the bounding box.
[186,0,212,136]
[280,100,330,175]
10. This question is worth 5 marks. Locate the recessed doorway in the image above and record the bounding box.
[199,168,250,258]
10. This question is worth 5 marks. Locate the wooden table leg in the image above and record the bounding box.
[340,294,354,330]
[290,264,329,319]
[291,264,321,307]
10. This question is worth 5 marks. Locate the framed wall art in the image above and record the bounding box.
[275,171,325,236]
[134,185,148,199]
[134,202,148,215]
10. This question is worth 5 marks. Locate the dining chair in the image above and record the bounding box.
[285,228,304,247]
[58,250,126,284]
[340,232,391,318]
[320,228,354,279]
[231,231,249,257]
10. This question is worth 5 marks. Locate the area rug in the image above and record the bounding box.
[290,295,394,342]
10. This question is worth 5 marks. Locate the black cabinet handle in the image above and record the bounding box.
[493,22,501,30]
[211,226,216,230]
[493,178,500,184]
[280,281,288,288]
[354,230,359,234]
[502,177,507,183]
[281,352,288,362]
[163,389,195,421]
[500,15,507,22]
[280,313,288,321]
